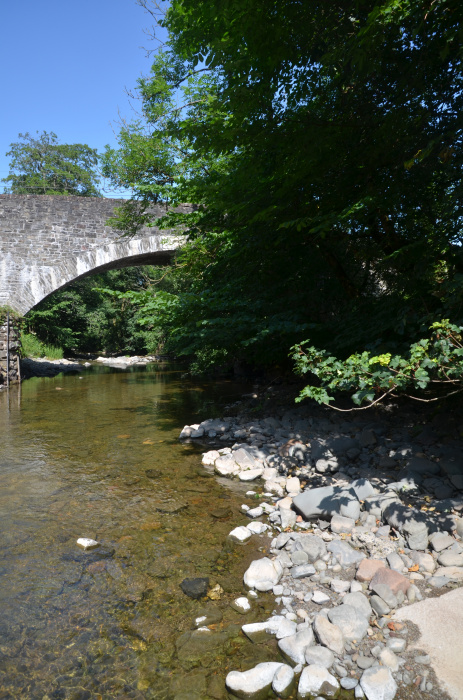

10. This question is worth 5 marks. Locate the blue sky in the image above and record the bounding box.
[0,0,167,197]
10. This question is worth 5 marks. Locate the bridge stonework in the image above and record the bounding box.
[0,195,190,315]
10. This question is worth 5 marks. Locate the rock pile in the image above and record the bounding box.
[180,407,463,699]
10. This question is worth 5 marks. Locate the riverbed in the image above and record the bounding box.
[0,365,276,699]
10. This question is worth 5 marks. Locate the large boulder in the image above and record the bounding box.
[293,485,361,521]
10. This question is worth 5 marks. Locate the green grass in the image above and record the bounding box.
[21,333,64,360]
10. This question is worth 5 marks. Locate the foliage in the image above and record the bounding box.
[24,267,164,355]
[21,333,63,360]
[0,306,23,327]
[102,1,463,391]
[292,321,463,408]
[2,131,100,196]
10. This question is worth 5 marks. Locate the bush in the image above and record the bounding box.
[21,333,64,360]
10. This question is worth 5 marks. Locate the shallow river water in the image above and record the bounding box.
[0,365,278,700]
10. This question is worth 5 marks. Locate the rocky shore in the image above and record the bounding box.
[179,399,463,700]
[19,354,162,379]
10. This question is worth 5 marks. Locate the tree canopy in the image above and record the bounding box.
[102,0,463,404]
[3,131,100,196]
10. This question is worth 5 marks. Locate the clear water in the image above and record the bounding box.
[0,365,277,700]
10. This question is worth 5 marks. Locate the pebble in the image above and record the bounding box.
[76,537,99,550]
[312,590,331,604]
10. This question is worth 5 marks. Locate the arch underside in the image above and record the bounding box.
[19,243,179,315]
[26,250,175,313]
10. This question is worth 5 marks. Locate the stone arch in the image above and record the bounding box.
[0,195,191,315]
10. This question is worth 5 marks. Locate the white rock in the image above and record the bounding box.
[275,618,299,640]
[280,508,297,530]
[360,666,397,700]
[247,521,268,535]
[76,538,99,550]
[190,427,205,438]
[229,526,252,544]
[313,614,345,655]
[272,664,295,698]
[243,557,283,591]
[239,468,265,482]
[179,425,193,439]
[327,604,369,642]
[379,648,399,672]
[331,514,356,533]
[265,480,285,497]
[305,645,335,668]
[312,590,331,605]
[298,665,340,698]
[286,476,301,494]
[261,502,276,514]
[278,627,315,665]
[350,580,364,593]
[242,616,292,642]
[330,579,351,594]
[215,454,240,476]
[232,597,252,614]
[202,450,221,466]
[226,662,284,699]
[246,506,265,519]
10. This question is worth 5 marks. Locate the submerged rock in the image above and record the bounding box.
[180,577,209,599]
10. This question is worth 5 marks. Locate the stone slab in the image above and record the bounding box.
[393,588,463,700]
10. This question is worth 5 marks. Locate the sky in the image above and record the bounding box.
[0,0,167,197]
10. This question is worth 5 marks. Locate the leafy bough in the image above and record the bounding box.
[291,320,463,410]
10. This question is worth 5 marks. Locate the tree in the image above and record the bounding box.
[2,131,100,196]
[102,1,463,393]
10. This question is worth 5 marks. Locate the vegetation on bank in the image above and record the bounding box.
[20,334,64,360]
[100,0,463,406]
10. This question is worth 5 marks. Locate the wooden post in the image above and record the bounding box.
[6,312,10,389]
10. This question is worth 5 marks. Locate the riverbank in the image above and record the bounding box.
[19,353,165,380]
[180,388,463,700]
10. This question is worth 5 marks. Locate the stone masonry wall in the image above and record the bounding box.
[0,195,193,315]
[0,317,21,385]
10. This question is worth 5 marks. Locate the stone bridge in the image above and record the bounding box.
[0,195,192,315]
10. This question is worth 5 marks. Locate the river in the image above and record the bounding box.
[0,364,278,700]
